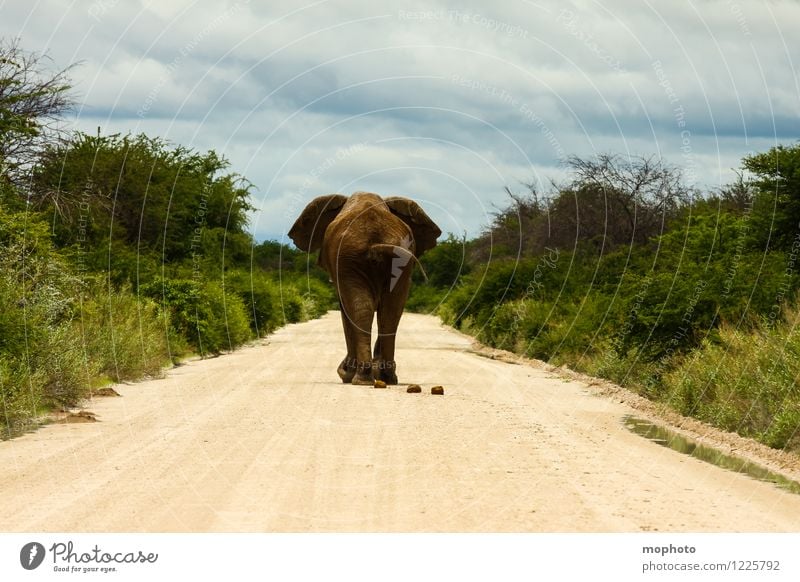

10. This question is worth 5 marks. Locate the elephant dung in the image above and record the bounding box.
[431,386,445,395]
[63,410,98,423]
[373,380,387,389]
[406,384,422,393]
[92,387,121,397]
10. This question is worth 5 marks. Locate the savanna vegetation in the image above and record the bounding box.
[410,147,800,452]
[1,40,334,436]
[4,37,798,457]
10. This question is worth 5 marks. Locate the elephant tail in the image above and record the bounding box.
[368,244,428,282]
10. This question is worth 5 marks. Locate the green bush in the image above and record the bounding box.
[1,275,174,412]
[544,294,616,366]
[281,290,304,324]
[0,203,89,414]
[227,272,280,336]
[663,315,800,451]
[77,281,170,382]
[405,283,447,313]
[140,278,203,352]
[37,323,95,407]
[479,299,525,351]
[0,355,45,435]
[300,277,336,319]
[141,278,252,356]
[615,212,793,361]
[226,270,335,334]
[200,282,252,354]
[415,233,470,288]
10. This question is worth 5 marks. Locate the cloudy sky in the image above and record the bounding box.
[3,0,798,241]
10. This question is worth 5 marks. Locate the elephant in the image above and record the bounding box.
[289,192,441,385]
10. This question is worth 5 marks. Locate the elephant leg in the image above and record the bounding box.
[374,275,411,384]
[340,292,376,385]
[337,302,357,383]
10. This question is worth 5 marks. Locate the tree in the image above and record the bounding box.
[472,155,693,262]
[0,38,74,182]
[564,153,693,246]
[31,132,254,282]
[416,232,470,288]
[714,170,754,214]
[743,143,800,250]
[470,184,549,261]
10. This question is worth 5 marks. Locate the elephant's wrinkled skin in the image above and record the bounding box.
[289,192,441,385]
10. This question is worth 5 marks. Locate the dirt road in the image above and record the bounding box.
[2,312,799,532]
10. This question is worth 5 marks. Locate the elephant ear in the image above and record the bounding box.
[384,196,442,256]
[288,194,348,252]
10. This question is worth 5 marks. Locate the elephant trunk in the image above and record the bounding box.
[367,244,428,282]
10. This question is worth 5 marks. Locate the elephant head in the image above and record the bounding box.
[289,192,441,385]
[289,193,440,257]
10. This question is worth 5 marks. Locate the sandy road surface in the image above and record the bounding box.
[2,312,799,532]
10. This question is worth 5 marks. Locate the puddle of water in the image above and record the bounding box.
[623,416,800,496]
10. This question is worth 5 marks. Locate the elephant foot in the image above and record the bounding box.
[337,357,356,383]
[373,360,398,385]
[351,360,374,386]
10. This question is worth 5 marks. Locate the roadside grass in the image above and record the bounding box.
[434,296,800,453]
[662,311,800,451]
[2,270,333,438]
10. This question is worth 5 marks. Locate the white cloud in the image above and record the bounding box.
[2,0,799,240]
